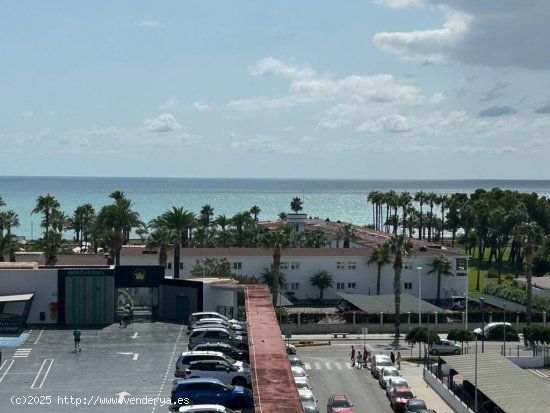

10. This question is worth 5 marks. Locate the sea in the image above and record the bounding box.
[2,176,550,240]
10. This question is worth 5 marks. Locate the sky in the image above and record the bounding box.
[1,0,550,180]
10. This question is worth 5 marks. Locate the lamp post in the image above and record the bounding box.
[474,334,478,412]
[480,297,485,353]
[417,266,422,327]
[503,304,507,356]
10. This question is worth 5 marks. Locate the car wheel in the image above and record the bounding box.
[453,349,461,355]
[232,377,247,387]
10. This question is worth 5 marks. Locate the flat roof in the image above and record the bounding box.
[0,262,38,269]
[337,292,447,313]
[0,293,34,303]
[443,352,550,412]
[469,292,526,312]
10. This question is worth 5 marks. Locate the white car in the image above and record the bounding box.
[291,366,309,385]
[179,405,237,413]
[286,343,297,355]
[184,359,252,387]
[378,366,400,389]
[428,339,462,355]
[296,381,312,391]
[473,322,512,338]
[299,389,318,409]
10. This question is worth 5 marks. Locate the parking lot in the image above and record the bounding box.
[0,323,186,412]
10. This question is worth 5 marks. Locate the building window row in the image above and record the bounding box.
[280,262,301,270]
[336,261,357,270]
[336,282,356,290]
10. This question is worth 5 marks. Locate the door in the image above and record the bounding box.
[176,295,190,322]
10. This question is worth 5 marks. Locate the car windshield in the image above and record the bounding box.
[331,399,350,407]
[296,382,310,390]
[407,401,427,410]
[292,368,306,377]
[300,393,315,403]
[385,370,399,377]
[396,391,413,399]
[378,360,392,367]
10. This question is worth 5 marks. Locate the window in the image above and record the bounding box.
[336,282,345,290]
[347,282,356,289]
[167,263,172,269]
[404,282,412,290]
[347,262,356,270]
[337,262,346,270]
[232,262,242,270]
[290,282,300,290]
[281,283,288,291]
[291,262,301,270]
[280,262,289,270]
[180,262,183,269]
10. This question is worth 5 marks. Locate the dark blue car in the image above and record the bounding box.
[171,378,254,409]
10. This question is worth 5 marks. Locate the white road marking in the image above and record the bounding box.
[131,332,138,339]
[304,362,312,370]
[0,359,15,384]
[34,329,44,344]
[31,358,54,389]
[117,352,139,361]
[335,362,343,370]
[345,362,353,369]
[14,349,32,358]
[325,362,332,369]
[314,362,321,369]
[530,369,548,378]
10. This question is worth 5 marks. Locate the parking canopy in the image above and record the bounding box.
[336,292,447,313]
[468,292,526,312]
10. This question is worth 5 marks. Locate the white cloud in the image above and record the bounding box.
[429,92,445,104]
[230,135,284,153]
[374,1,550,69]
[158,97,177,110]
[138,20,163,28]
[21,110,34,116]
[192,101,212,112]
[356,114,411,133]
[249,57,316,79]
[319,118,351,129]
[143,113,182,133]
[458,145,518,154]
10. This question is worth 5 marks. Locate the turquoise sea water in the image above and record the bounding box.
[2,176,550,240]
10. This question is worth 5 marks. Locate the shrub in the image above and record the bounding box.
[486,325,519,341]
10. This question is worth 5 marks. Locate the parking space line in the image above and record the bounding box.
[0,359,15,384]
[34,329,45,344]
[31,358,54,389]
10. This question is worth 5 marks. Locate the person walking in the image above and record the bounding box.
[396,351,402,370]
[390,351,396,366]
[363,347,369,368]
[122,305,130,328]
[356,351,363,370]
[349,345,356,367]
[73,327,81,352]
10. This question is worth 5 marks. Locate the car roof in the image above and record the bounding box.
[175,377,225,385]
[194,342,236,349]
[407,399,427,406]
[180,351,225,357]
[394,386,412,391]
[191,327,234,332]
[178,404,230,413]
[329,394,348,400]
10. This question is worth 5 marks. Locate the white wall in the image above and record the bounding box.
[0,268,58,324]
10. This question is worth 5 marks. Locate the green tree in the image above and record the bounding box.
[231,211,253,248]
[306,227,330,248]
[146,227,172,266]
[339,223,358,248]
[160,207,195,278]
[414,191,427,240]
[261,228,291,307]
[427,254,454,301]
[290,197,303,214]
[249,205,261,222]
[386,234,415,344]
[447,328,475,352]
[278,212,287,221]
[367,244,391,295]
[260,266,287,292]
[309,270,334,301]
[191,257,233,278]
[32,193,60,236]
[405,327,439,359]
[41,229,65,266]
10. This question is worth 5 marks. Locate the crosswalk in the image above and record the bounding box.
[529,368,549,378]
[304,361,362,370]
[13,348,32,358]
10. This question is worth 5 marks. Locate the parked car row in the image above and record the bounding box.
[170,312,253,412]
[369,353,437,412]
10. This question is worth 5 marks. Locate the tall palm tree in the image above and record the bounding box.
[367,244,391,295]
[310,270,334,301]
[42,229,64,266]
[215,214,232,247]
[437,194,449,245]
[50,209,69,234]
[307,227,330,248]
[414,191,427,240]
[161,207,195,278]
[249,205,261,222]
[231,211,253,248]
[426,192,437,242]
[146,227,172,266]
[385,234,415,344]
[278,212,287,221]
[261,228,291,307]
[260,267,287,294]
[427,254,454,301]
[514,221,544,325]
[339,223,358,248]
[399,192,412,236]
[0,210,20,237]
[290,197,303,214]
[32,193,60,236]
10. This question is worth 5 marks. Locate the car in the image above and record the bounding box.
[184,359,252,387]
[428,339,462,355]
[416,410,437,413]
[291,366,309,385]
[386,377,409,398]
[302,406,321,413]
[299,389,318,409]
[288,355,305,367]
[371,354,393,379]
[378,366,400,389]
[171,378,254,409]
[473,322,512,339]
[187,312,246,330]
[327,394,355,413]
[187,327,247,350]
[286,343,297,355]
[178,405,237,413]
[404,399,428,412]
[389,386,415,411]
[189,323,248,337]
[174,351,249,378]
[295,381,312,391]
[190,342,249,362]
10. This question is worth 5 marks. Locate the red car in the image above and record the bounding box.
[389,386,415,411]
[327,394,355,413]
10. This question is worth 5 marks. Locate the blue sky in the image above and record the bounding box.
[2,0,550,179]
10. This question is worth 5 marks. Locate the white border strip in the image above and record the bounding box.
[31,358,54,389]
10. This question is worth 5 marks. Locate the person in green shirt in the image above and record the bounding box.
[73,327,81,352]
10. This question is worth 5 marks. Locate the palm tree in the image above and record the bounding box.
[161,207,195,278]
[426,192,437,241]
[42,229,64,266]
[399,192,412,236]
[215,214,232,247]
[514,221,544,325]
[367,244,391,295]
[290,197,303,214]
[310,270,334,301]
[249,205,261,222]
[278,212,287,221]
[231,211,253,248]
[0,210,20,237]
[260,266,287,293]
[146,227,172,266]
[427,254,454,301]
[385,234,415,344]
[50,209,69,233]
[0,195,5,208]
[414,191,427,240]
[307,227,330,248]
[437,194,449,245]
[339,223,358,248]
[261,228,291,307]
[32,194,60,236]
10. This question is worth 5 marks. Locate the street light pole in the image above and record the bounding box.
[480,297,485,353]
[474,334,478,413]
[465,257,469,330]
[417,266,422,328]
[503,304,507,356]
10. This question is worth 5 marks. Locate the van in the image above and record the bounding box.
[174,350,249,378]
[187,327,247,350]
[371,354,393,379]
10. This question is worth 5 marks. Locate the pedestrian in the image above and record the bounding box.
[349,345,356,367]
[122,305,130,327]
[356,351,363,369]
[73,327,81,352]
[363,347,369,368]
[396,351,402,370]
[390,351,396,366]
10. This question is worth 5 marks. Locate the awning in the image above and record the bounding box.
[337,292,448,313]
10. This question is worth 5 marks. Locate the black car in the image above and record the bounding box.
[190,342,249,362]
